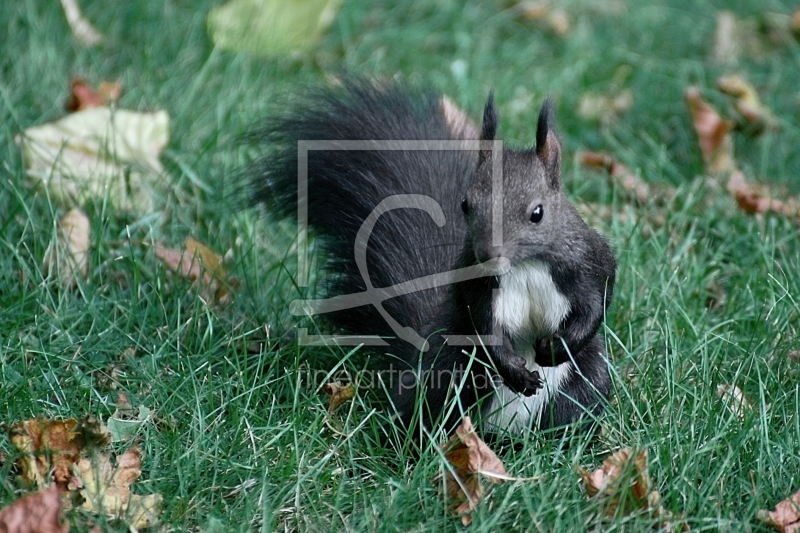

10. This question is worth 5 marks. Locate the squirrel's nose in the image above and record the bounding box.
[474,244,507,264]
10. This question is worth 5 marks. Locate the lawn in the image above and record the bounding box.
[1,0,799,531]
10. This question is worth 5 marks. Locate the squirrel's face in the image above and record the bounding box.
[463,149,563,267]
[462,96,564,268]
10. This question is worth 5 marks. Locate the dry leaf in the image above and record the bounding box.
[440,96,478,140]
[579,448,662,518]
[577,89,634,124]
[727,170,800,221]
[207,0,343,56]
[43,207,90,287]
[713,11,742,65]
[18,107,169,212]
[517,2,570,36]
[717,74,777,131]
[106,392,152,442]
[580,151,650,203]
[685,87,735,173]
[322,381,355,413]
[7,417,109,490]
[154,237,239,305]
[71,445,162,529]
[65,79,122,112]
[439,417,508,526]
[59,0,104,46]
[0,484,69,533]
[759,487,800,533]
[716,383,753,418]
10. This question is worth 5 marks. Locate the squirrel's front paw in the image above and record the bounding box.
[535,336,560,366]
[503,359,542,396]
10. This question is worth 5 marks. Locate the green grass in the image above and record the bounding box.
[1,0,799,531]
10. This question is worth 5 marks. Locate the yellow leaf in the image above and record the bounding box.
[43,207,91,287]
[19,107,169,212]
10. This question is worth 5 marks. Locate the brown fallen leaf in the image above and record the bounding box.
[717,74,777,131]
[0,484,69,533]
[580,151,650,203]
[685,88,800,223]
[685,87,735,173]
[43,207,91,288]
[727,170,800,221]
[154,237,240,305]
[580,448,662,518]
[322,381,355,413]
[759,487,800,533]
[7,417,109,490]
[70,445,162,529]
[65,78,123,112]
[439,417,509,526]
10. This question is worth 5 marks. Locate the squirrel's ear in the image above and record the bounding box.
[479,91,497,164]
[535,99,561,188]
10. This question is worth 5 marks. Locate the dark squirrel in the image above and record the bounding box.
[252,80,616,440]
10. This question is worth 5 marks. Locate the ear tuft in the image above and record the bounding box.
[535,98,561,188]
[479,91,497,164]
[535,99,552,157]
[481,91,497,142]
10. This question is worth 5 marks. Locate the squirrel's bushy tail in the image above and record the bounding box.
[251,81,473,350]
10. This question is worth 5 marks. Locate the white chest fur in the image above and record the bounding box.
[486,261,573,433]
[492,260,571,338]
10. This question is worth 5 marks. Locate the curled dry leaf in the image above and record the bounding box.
[580,151,651,203]
[716,383,754,418]
[0,484,68,533]
[439,417,509,526]
[759,487,800,533]
[65,78,123,112]
[685,87,735,173]
[71,445,163,529]
[154,237,240,305]
[7,417,110,490]
[579,448,663,518]
[43,207,91,288]
[322,381,355,413]
[59,0,104,46]
[686,88,800,223]
[717,74,777,131]
[727,170,800,221]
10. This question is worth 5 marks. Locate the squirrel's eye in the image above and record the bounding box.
[461,199,469,215]
[530,204,544,224]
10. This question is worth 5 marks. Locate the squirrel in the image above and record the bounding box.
[251,80,616,441]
